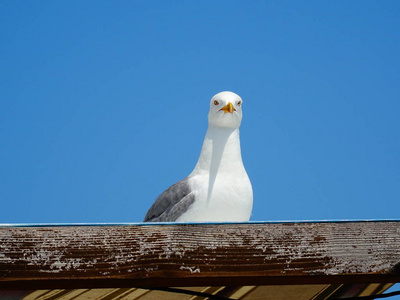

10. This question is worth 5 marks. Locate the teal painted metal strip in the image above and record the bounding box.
[0,219,399,227]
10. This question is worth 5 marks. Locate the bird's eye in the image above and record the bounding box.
[237,101,242,106]
[214,100,219,105]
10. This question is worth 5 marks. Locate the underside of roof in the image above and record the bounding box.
[0,284,395,300]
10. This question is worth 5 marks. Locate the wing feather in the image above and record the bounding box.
[143,178,195,222]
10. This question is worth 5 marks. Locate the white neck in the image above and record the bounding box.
[191,126,243,175]
[190,126,245,202]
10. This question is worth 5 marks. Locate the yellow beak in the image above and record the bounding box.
[219,102,236,114]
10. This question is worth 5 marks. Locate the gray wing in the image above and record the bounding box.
[143,178,195,222]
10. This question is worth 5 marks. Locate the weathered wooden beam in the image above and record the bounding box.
[0,221,399,290]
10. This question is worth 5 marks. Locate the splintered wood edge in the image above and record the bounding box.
[0,221,399,289]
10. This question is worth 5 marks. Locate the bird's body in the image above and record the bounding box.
[144,91,253,222]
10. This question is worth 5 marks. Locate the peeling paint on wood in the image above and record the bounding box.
[0,222,399,289]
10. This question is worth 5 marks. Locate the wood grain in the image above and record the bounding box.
[0,221,399,289]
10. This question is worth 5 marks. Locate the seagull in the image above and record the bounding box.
[143,91,253,222]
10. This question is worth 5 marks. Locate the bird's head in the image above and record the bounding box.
[208,91,243,128]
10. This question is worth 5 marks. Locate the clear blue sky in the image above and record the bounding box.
[0,0,400,223]
[1,1,399,223]
[1,1,400,296]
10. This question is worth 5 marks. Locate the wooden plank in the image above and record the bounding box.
[0,221,399,290]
